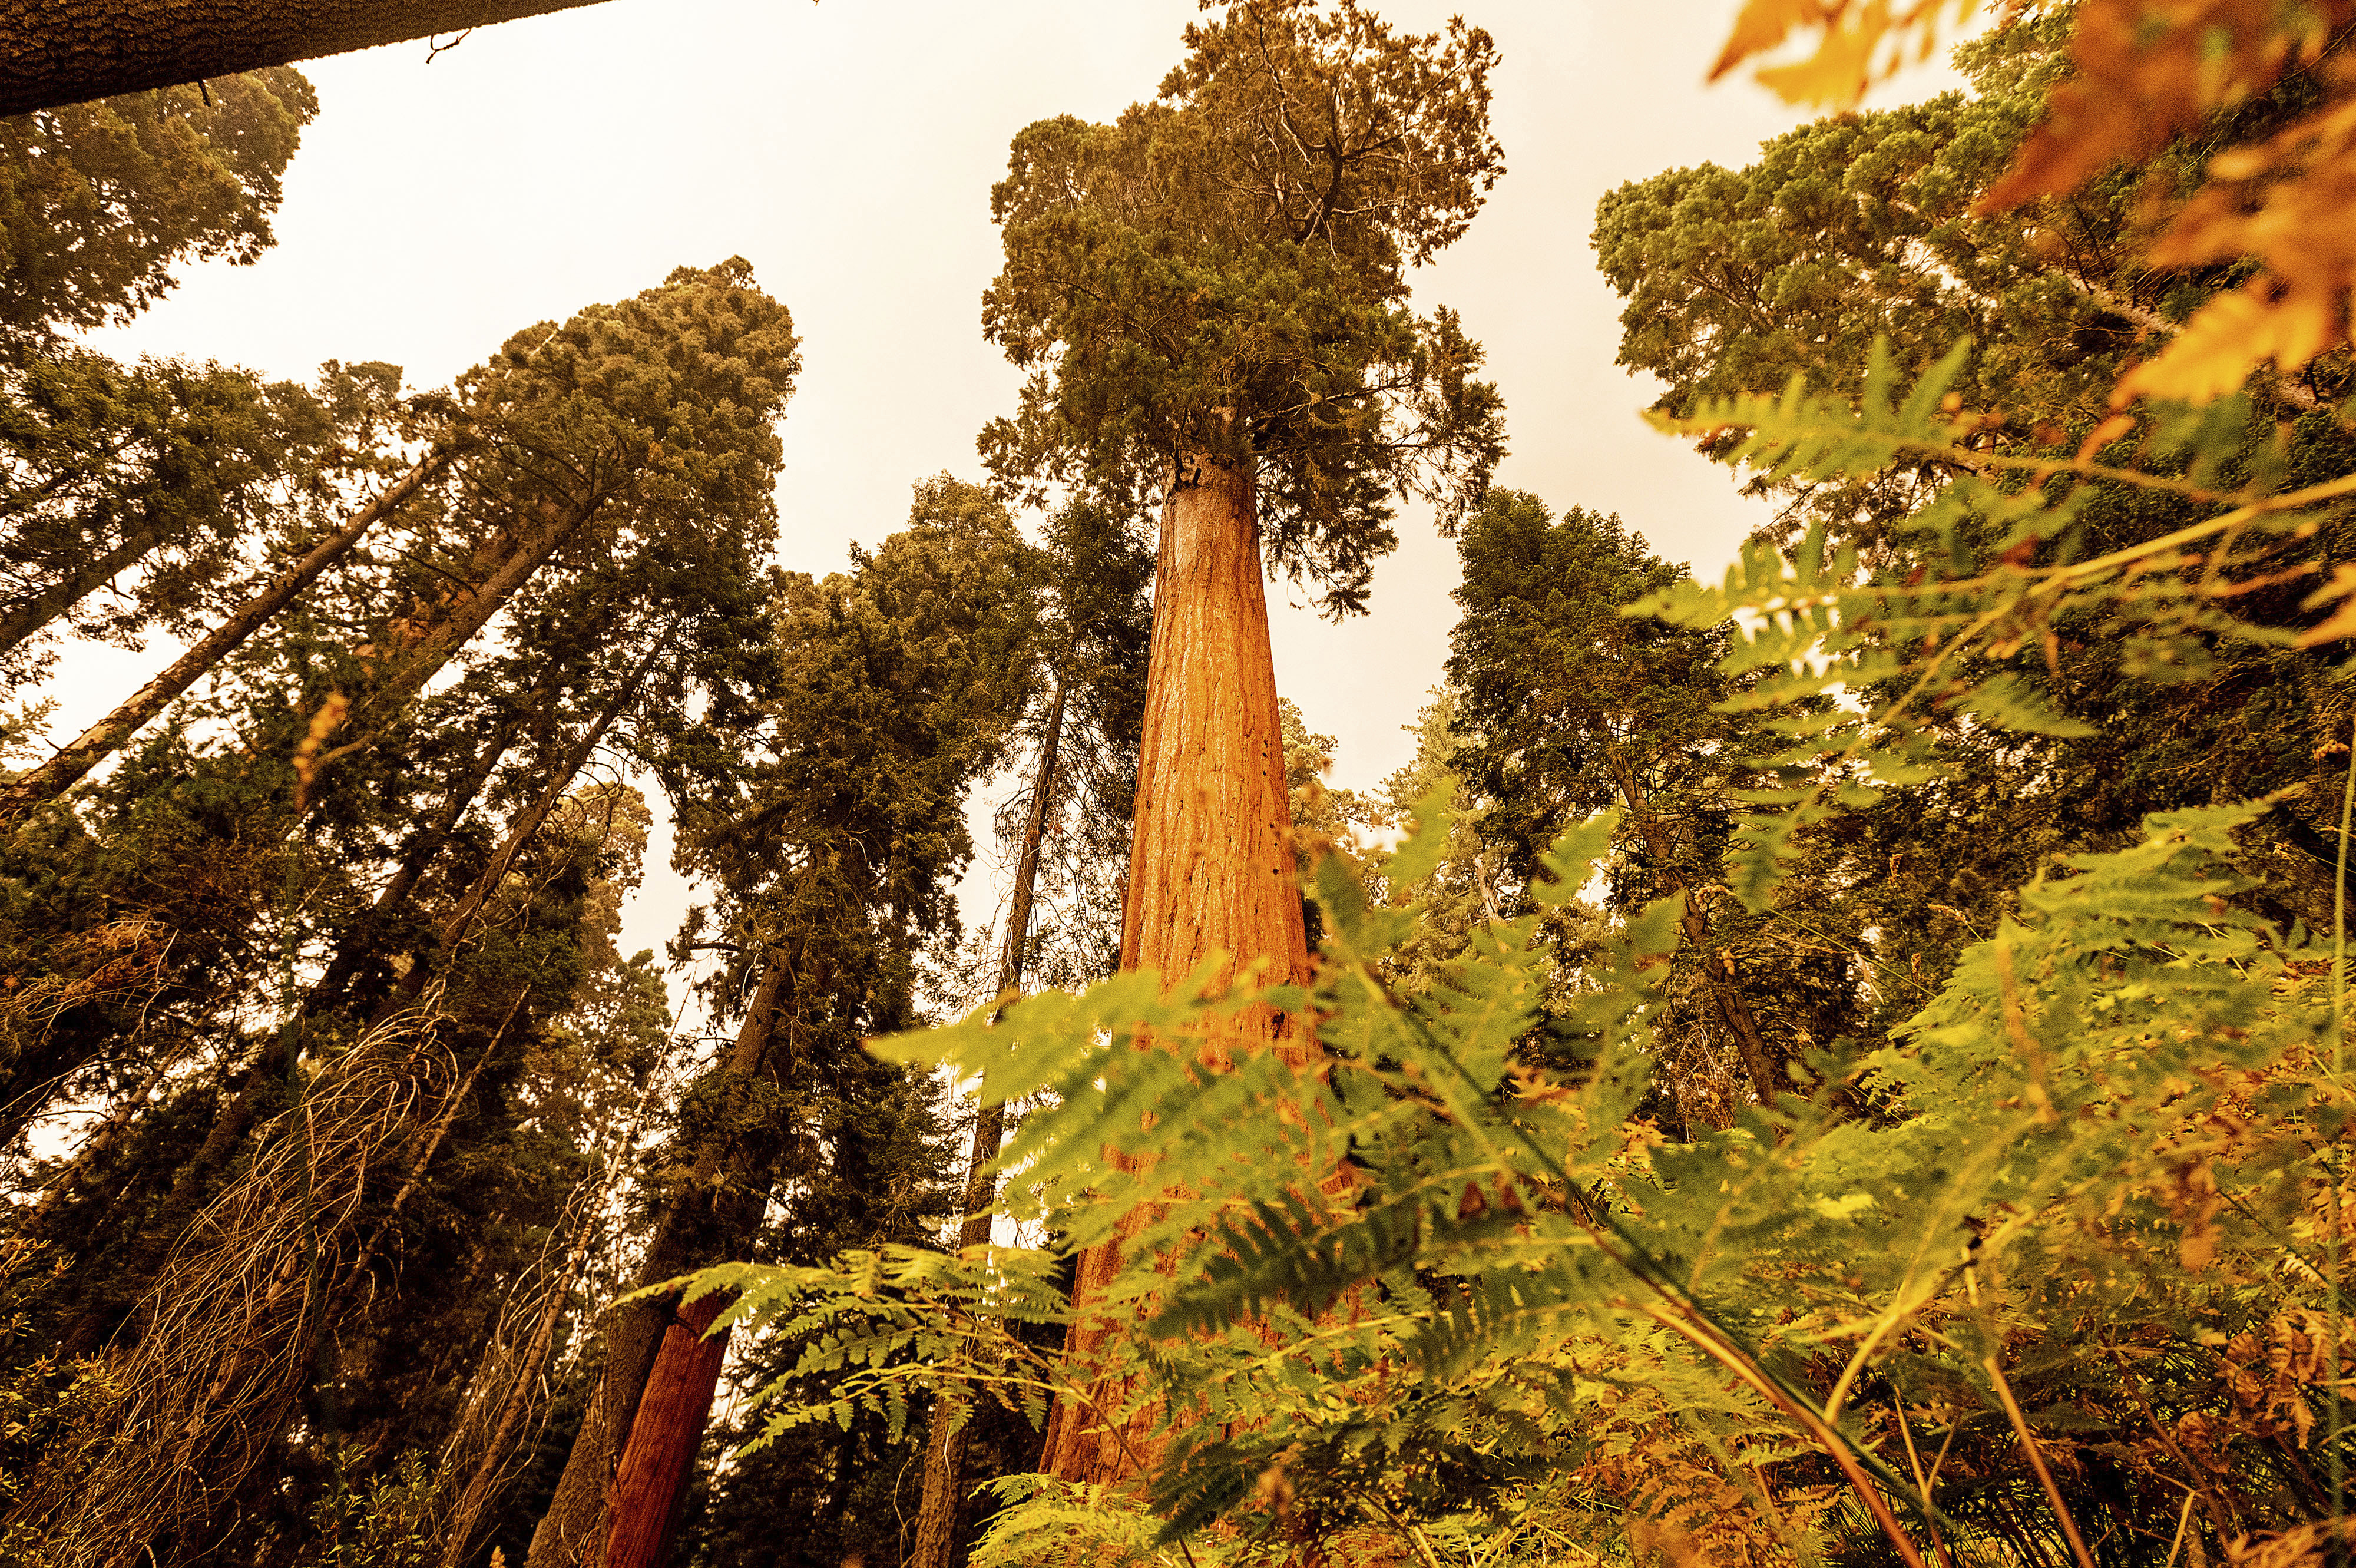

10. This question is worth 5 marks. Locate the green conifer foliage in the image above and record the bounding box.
[979,0,1506,616]
[0,68,315,345]
[525,479,1038,1568]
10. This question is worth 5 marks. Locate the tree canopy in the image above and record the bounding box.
[980,0,1505,614]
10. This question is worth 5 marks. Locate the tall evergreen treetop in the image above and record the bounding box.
[980,0,1505,615]
[458,257,798,541]
[686,476,1040,931]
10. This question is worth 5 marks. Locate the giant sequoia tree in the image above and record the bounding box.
[979,0,1504,1486]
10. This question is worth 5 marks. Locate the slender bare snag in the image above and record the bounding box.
[911,676,1069,1568]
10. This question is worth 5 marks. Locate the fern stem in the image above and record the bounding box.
[2333,723,2352,1533]
[1889,1391,1960,1568]
[1340,949,1943,1566]
[1982,1351,2094,1568]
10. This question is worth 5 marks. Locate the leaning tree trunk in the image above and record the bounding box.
[359,487,606,728]
[0,518,173,662]
[0,451,446,826]
[305,702,537,1015]
[909,677,1068,1568]
[382,637,664,1016]
[526,960,792,1568]
[0,0,611,117]
[1038,449,1312,1488]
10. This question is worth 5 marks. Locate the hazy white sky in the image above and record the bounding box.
[54,0,1961,965]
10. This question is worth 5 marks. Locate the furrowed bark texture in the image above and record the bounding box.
[601,1291,731,1568]
[910,679,1068,1568]
[1039,451,1311,1488]
[0,452,445,825]
[526,961,789,1568]
[0,0,609,116]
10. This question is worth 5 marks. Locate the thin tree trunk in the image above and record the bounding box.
[600,1291,730,1568]
[16,1053,177,1233]
[0,0,610,117]
[305,703,534,1014]
[0,451,446,826]
[360,489,603,726]
[910,678,1068,1568]
[386,638,661,1013]
[526,961,791,1568]
[437,1169,611,1568]
[1040,449,1311,1488]
[0,518,170,660]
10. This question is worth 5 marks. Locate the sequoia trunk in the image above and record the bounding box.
[0,1,609,116]
[526,960,790,1568]
[1038,449,1311,1487]
[600,1291,731,1568]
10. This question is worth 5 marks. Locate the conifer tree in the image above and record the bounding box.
[1447,491,1872,1126]
[1,68,330,687]
[1592,14,2356,995]
[979,0,1504,1487]
[909,491,1153,1568]
[527,479,1038,1568]
[0,355,363,685]
[0,68,315,344]
[0,259,796,829]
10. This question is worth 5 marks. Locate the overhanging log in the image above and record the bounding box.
[0,1,612,118]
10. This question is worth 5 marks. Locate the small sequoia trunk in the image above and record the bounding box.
[1039,450,1312,1488]
[601,1292,731,1568]
[0,1,608,116]
[526,962,790,1568]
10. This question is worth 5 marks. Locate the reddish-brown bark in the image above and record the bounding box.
[601,1291,732,1568]
[526,961,789,1568]
[1038,450,1312,1487]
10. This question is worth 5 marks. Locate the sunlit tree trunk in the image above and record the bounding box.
[1039,449,1312,1488]
[910,677,1067,1568]
[0,1,609,116]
